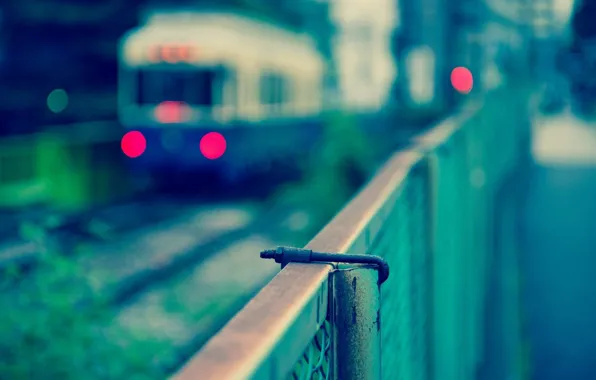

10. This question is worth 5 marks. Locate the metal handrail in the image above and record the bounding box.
[172,82,536,379]
[172,108,476,379]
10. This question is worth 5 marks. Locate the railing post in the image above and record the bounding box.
[331,264,382,379]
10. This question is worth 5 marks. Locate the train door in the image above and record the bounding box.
[214,65,237,122]
[237,66,260,121]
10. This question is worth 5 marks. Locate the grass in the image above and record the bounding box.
[0,253,165,379]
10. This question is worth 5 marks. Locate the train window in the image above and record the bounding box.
[259,73,289,107]
[224,70,237,107]
[135,68,220,106]
[279,76,291,105]
[259,74,274,105]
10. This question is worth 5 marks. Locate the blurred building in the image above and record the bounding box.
[327,0,398,111]
[393,0,456,111]
[566,0,596,114]
[482,0,563,83]
[481,1,526,90]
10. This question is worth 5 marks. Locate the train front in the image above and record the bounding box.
[117,12,242,180]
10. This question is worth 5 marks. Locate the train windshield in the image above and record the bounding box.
[135,68,220,106]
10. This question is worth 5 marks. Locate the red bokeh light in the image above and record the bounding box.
[162,45,177,63]
[200,132,226,160]
[154,101,188,123]
[121,131,146,158]
[450,67,473,94]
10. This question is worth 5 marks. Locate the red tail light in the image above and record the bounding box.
[154,101,189,123]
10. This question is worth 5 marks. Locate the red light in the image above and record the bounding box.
[185,47,196,61]
[200,132,226,160]
[178,46,189,60]
[162,45,177,63]
[451,67,473,94]
[121,131,146,158]
[154,101,189,123]
[148,46,160,62]
[149,45,194,63]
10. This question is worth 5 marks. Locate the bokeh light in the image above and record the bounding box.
[450,67,473,94]
[154,101,189,123]
[200,132,226,160]
[121,131,147,158]
[47,89,69,113]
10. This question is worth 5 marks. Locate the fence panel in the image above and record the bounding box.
[174,86,534,380]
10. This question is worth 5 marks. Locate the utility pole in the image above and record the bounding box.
[517,0,537,78]
[454,0,485,94]
[394,0,452,110]
[534,0,557,81]
[293,0,337,108]
[391,0,412,107]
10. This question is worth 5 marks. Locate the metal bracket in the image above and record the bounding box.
[260,246,390,285]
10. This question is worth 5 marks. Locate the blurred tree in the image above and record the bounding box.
[567,0,596,115]
[571,0,596,43]
[0,0,144,135]
[272,111,377,227]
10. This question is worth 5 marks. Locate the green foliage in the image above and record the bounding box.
[572,0,596,41]
[273,111,378,229]
[0,253,167,379]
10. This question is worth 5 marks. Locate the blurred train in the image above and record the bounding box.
[118,9,332,182]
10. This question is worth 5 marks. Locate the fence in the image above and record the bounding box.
[172,84,535,380]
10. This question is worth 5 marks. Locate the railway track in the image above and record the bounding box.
[0,167,298,271]
[106,205,315,374]
[0,189,316,377]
